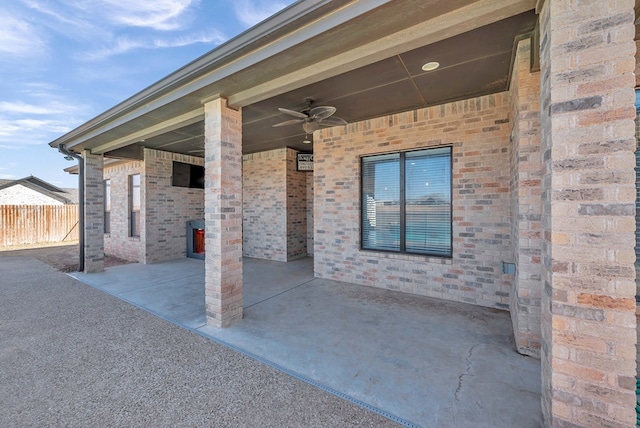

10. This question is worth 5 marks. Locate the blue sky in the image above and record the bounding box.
[0,0,295,189]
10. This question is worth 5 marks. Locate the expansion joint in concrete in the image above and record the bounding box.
[243,278,316,309]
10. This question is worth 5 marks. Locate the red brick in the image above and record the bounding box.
[577,293,635,310]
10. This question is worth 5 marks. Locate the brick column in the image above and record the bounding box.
[203,97,243,328]
[286,148,308,260]
[509,37,542,358]
[83,151,105,273]
[539,1,637,426]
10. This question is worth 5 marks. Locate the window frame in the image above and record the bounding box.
[104,179,111,234]
[359,146,453,258]
[129,174,141,238]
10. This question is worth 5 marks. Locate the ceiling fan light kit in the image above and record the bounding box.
[302,121,320,133]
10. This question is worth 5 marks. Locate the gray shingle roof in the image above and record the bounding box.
[0,176,78,204]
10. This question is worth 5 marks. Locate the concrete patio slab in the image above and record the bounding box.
[242,257,315,307]
[72,258,206,328]
[1,257,396,428]
[70,257,541,427]
[73,258,204,294]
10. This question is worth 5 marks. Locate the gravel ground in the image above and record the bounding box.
[0,257,397,427]
[0,242,131,272]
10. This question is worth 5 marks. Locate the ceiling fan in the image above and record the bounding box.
[272,98,348,134]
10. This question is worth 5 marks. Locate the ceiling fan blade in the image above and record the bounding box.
[278,107,308,119]
[319,116,348,126]
[309,106,336,120]
[272,118,305,127]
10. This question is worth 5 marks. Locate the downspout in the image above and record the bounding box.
[58,144,84,272]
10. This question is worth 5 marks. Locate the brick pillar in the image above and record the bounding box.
[83,151,105,273]
[203,97,243,328]
[509,37,542,357]
[539,1,637,426]
[286,148,308,261]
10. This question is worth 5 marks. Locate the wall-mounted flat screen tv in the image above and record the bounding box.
[172,161,204,188]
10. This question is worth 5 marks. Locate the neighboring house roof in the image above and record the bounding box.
[61,187,80,204]
[0,176,78,204]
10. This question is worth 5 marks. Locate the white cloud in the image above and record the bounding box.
[18,82,62,98]
[81,30,227,61]
[15,119,72,133]
[21,0,86,28]
[233,0,289,27]
[22,0,196,32]
[0,118,72,140]
[15,0,227,63]
[0,101,81,115]
[153,30,227,48]
[82,37,145,61]
[0,165,15,175]
[0,92,86,148]
[0,15,46,56]
[19,0,112,44]
[87,0,196,31]
[20,0,199,46]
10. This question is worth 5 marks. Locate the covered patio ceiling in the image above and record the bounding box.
[50,0,538,160]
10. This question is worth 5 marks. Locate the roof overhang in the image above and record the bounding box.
[0,176,74,204]
[50,0,538,159]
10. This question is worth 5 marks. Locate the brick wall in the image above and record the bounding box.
[243,147,308,261]
[509,38,543,357]
[286,148,308,260]
[103,151,204,263]
[0,185,64,205]
[314,93,513,309]
[307,172,314,256]
[142,149,204,264]
[243,149,288,261]
[539,0,637,425]
[636,24,640,87]
[104,160,143,262]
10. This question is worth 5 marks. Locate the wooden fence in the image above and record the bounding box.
[0,205,79,247]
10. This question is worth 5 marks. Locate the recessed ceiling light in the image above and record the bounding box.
[422,61,440,72]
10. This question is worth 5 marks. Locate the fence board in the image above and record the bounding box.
[0,205,79,247]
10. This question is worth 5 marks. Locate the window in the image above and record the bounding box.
[104,179,111,234]
[361,146,452,257]
[129,174,140,237]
